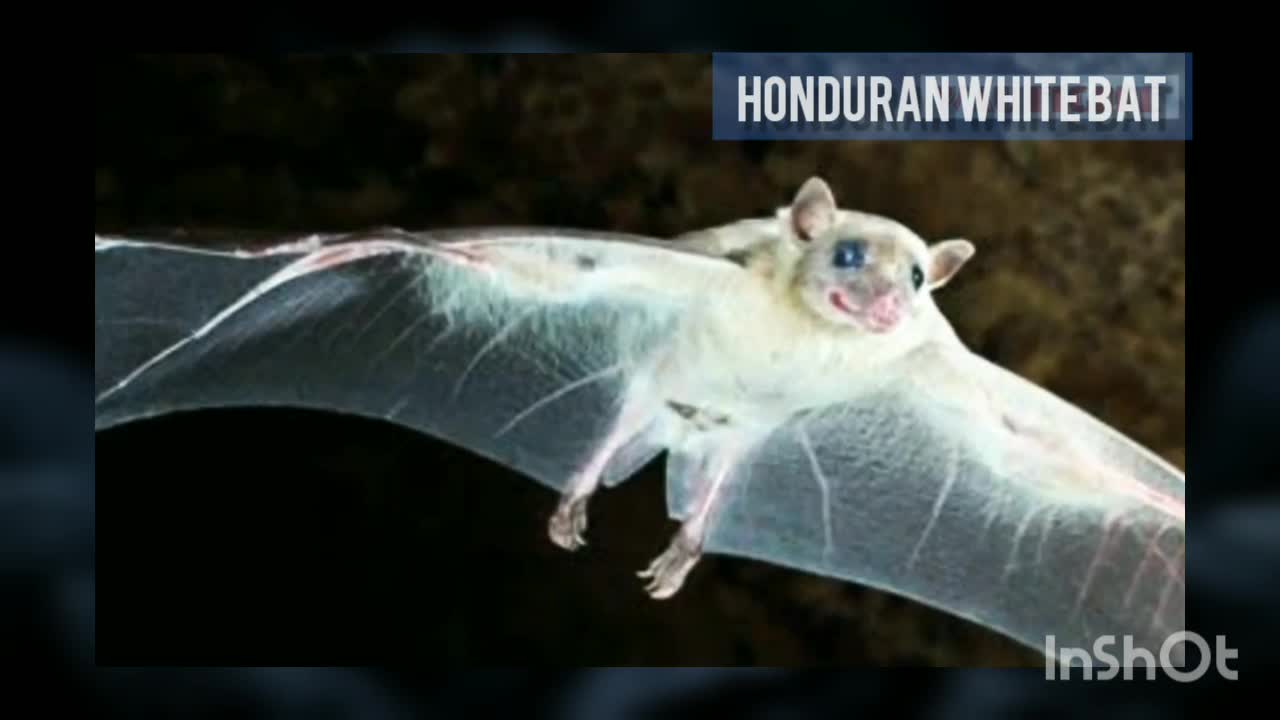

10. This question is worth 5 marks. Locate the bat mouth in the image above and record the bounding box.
[828,290,896,333]
[828,290,858,317]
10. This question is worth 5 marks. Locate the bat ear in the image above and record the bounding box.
[927,239,975,290]
[789,176,837,242]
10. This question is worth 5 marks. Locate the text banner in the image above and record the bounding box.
[711,53,1190,141]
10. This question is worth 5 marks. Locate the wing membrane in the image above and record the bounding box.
[691,340,1186,661]
[95,229,738,492]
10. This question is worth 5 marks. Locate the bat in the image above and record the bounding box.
[94,176,1185,665]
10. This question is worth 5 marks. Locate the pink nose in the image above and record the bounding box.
[867,293,902,326]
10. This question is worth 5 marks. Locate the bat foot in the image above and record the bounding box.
[637,531,702,599]
[548,495,590,551]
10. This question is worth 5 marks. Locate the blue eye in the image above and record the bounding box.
[832,239,866,269]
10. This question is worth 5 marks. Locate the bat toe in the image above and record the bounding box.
[637,534,701,599]
[547,496,589,551]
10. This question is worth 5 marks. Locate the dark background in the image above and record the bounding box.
[14,35,1261,717]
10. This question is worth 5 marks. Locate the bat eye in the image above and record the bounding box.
[831,239,866,269]
[911,264,925,290]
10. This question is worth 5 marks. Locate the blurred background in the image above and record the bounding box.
[45,48,1259,714]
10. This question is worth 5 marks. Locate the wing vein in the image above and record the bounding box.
[797,426,835,559]
[1001,504,1041,584]
[96,241,418,404]
[451,307,538,399]
[908,439,960,571]
[495,363,625,438]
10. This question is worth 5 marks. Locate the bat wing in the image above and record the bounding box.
[96,228,1185,661]
[676,336,1185,662]
[95,227,746,493]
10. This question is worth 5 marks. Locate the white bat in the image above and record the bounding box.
[94,176,1185,663]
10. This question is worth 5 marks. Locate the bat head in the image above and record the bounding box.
[786,176,976,334]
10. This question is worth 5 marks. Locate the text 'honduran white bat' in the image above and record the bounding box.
[94,177,1186,663]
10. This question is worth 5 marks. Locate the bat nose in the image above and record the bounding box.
[866,291,903,328]
[866,272,898,298]
[870,291,900,313]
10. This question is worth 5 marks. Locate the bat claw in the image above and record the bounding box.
[548,495,590,551]
[637,532,701,599]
